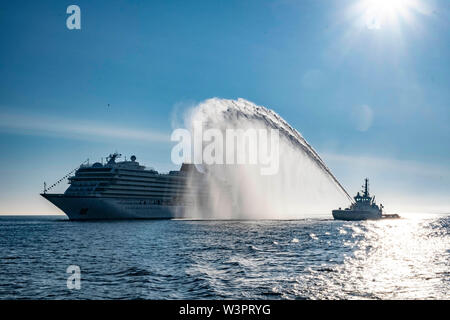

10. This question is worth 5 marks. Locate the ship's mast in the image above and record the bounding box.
[364,178,369,197]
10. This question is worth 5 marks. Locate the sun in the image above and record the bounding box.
[359,0,424,30]
[367,0,411,12]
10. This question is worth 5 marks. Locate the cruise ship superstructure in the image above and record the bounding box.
[41,153,213,220]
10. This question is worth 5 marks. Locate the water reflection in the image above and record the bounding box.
[289,214,449,299]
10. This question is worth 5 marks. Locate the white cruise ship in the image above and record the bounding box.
[41,153,212,220]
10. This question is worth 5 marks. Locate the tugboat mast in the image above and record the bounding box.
[363,178,369,197]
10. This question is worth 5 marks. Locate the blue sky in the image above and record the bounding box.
[0,0,449,214]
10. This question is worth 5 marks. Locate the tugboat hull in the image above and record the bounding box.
[332,209,381,221]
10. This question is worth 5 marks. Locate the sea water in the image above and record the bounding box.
[0,214,448,299]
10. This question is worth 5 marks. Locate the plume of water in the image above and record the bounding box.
[183,98,352,219]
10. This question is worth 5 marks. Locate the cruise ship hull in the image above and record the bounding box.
[41,194,185,220]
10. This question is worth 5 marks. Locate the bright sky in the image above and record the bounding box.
[0,0,449,214]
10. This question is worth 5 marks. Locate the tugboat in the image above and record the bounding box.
[332,178,400,221]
